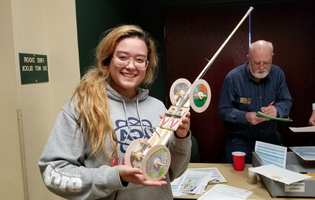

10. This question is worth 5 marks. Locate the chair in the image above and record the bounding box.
[276,131,285,146]
[190,135,201,163]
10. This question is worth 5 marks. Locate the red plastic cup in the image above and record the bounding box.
[232,151,246,171]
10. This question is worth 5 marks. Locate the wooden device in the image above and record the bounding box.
[125,7,254,181]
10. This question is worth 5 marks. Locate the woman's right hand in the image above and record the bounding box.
[118,165,167,186]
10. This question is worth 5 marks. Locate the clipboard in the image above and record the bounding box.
[256,111,293,122]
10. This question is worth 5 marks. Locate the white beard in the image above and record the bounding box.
[250,69,269,79]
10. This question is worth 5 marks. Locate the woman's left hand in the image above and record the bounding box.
[159,112,191,138]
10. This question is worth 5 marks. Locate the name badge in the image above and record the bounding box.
[240,97,251,104]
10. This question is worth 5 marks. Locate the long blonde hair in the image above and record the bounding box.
[72,25,158,161]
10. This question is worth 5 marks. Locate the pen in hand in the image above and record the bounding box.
[261,101,274,114]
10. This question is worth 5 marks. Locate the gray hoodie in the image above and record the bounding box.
[38,85,191,200]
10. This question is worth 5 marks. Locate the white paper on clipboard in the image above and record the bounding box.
[289,126,315,132]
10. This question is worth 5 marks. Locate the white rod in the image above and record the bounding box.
[17,109,29,200]
[176,7,254,107]
[193,6,254,84]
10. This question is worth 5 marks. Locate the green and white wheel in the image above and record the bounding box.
[141,145,171,181]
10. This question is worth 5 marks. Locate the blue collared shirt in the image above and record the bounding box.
[218,62,292,140]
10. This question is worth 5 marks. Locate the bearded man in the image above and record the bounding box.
[217,40,292,163]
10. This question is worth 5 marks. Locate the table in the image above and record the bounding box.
[174,163,312,200]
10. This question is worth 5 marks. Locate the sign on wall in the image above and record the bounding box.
[19,53,49,84]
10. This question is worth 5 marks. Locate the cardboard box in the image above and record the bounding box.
[252,151,315,198]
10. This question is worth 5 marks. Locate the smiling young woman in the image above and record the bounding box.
[38,24,192,200]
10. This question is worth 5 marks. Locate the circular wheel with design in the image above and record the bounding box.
[169,78,191,106]
[141,145,171,181]
[125,138,148,169]
[189,79,211,113]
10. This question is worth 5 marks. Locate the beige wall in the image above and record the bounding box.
[0,0,80,199]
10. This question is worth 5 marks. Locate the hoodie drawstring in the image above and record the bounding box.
[122,98,145,143]
[136,98,145,134]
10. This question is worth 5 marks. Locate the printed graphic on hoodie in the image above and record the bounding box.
[111,117,153,166]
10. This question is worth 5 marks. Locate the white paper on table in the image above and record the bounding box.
[197,184,252,200]
[289,146,315,161]
[171,167,227,196]
[172,191,184,197]
[171,171,211,196]
[289,126,315,132]
[187,167,227,183]
[188,174,214,195]
[186,167,227,195]
[250,164,312,185]
[255,141,287,168]
[181,171,210,192]
[171,174,185,191]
